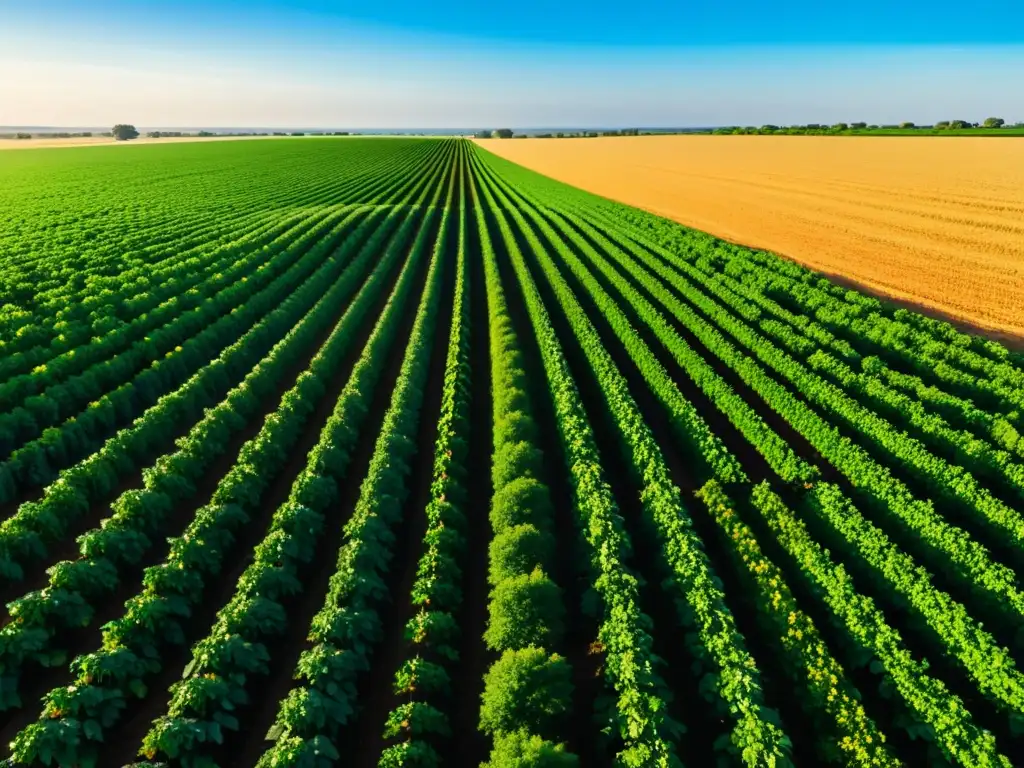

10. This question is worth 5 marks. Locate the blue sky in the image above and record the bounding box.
[1,1,1022,127]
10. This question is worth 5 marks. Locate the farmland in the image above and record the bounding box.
[2,136,1024,767]
[0,136,289,151]
[479,135,1024,341]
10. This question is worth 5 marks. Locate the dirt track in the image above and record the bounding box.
[477,135,1024,340]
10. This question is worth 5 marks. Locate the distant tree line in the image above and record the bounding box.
[4,131,94,140]
[711,117,1019,135]
[141,130,357,139]
[475,128,641,139]
[476,129,514,139]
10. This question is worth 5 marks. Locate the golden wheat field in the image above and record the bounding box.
[478,135,1024,341]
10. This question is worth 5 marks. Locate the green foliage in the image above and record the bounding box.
[479,648,573,736]
[471,163,577,763]
[6,134,1024,768]
[484,729,579,768]
[492,440,544,489]
[4,139,459,766]
[478,143,1022,765]
[489,477,553,531]
[379,740,442,768]
[751,484,1009,765]
[485,568,565,652]
[489,524,551,585]
[383,702,450,739]
[111,124,139,141]
[253,141,460,765]
[392,657,451,697]
[473,156,681,765]
[494,410,539,448]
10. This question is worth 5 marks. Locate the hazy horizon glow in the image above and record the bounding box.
[2,2,1023,128]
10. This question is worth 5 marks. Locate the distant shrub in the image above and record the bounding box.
[112,124,139,141]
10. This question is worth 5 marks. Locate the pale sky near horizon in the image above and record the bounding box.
[2,1,1022,128]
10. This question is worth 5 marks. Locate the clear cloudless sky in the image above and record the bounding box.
[1,0,1022,128]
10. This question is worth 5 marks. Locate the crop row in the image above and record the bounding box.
[249,145,458,767]
[6,137,1024,766]
[473,144,1024,763]
[376,141,474,768]
[510,164,1024,633]
[0,158,444,715]
[5,142,458,766]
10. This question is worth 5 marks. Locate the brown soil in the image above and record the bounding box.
[476,136,1024,340]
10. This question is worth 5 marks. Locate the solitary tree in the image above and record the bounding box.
[983,117,1006,128]
[948,120,970,129]
[494,129,514,139]
[112,124,140,141]
[899,122,916,129]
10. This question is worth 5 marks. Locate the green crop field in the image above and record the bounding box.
[3,137,1024,768]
